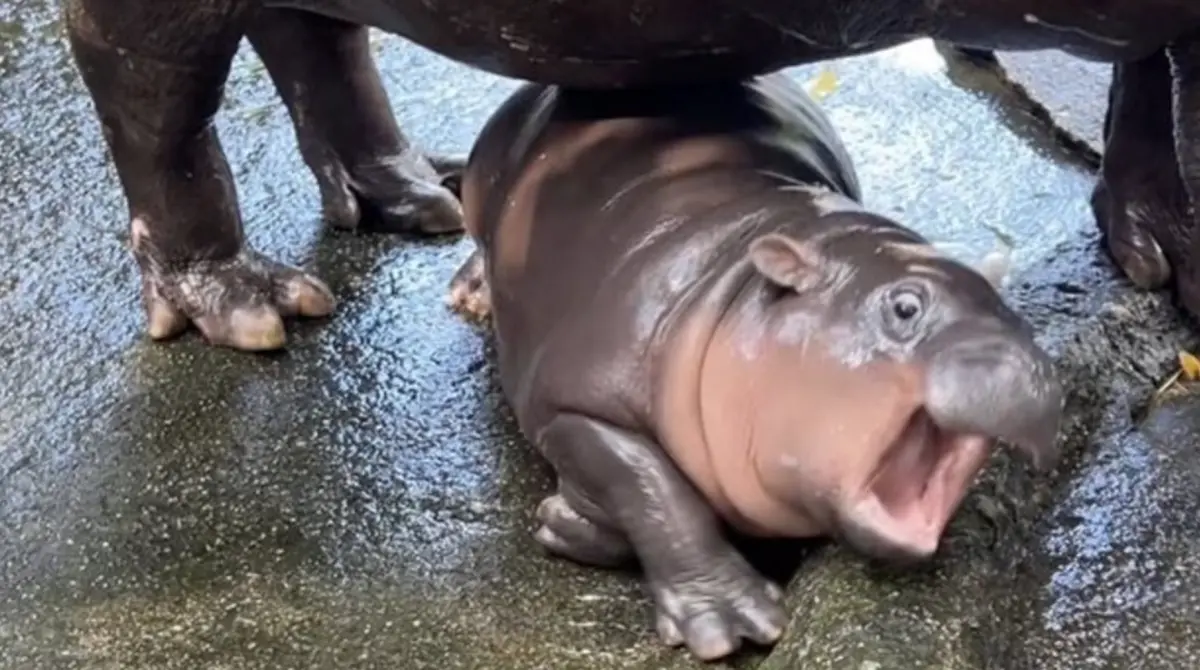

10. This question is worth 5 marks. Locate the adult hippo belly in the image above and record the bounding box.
[445,72,1065,662]
[63,0,1200,351]
[265,0,884,85]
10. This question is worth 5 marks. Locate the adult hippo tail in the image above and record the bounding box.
[64,0,1200,350]
[446,72,1065,661]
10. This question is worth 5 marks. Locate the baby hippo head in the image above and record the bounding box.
[730,204,1063,563]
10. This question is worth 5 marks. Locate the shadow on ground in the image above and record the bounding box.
[0,2,1197,668]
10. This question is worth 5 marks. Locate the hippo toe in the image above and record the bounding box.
[647,553,787,660]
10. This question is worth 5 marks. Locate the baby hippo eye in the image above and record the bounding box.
[891,290,923,321]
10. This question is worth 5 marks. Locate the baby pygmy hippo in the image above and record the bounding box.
[447,72,1064,662]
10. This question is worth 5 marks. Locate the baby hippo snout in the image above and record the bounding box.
[837,320,1063,565]
[923,321,1064,470]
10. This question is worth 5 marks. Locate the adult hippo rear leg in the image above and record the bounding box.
[245,9,464,234]
[1091,49,1187,293]
[538,413,786,660]
[65,0,334,351]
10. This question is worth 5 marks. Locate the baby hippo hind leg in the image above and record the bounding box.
[245,9,463,235]
[1091,49,1188,291]
[538,413,786,661]
[533,488,633,568]
[65,0,334,351]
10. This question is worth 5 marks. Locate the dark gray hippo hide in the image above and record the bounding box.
[446,72,1065,661]
[64,0,1200,350]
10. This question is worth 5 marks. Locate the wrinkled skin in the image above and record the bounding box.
[447,73,1065,662]
[64,1,465,350]
[64,0,1200,350]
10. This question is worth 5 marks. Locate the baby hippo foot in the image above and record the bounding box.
[135,240,334,350]
[447,250,492,322]
[646,553,786,660]
[533,493,633,568]
[320,149,464,236]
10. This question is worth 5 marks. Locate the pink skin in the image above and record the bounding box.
[698,330,998,561]
[844,414,993,558]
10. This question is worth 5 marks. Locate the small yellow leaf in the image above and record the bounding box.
[808,69,840,102]
[1179,351,1200,381]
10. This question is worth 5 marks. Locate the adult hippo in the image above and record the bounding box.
[65,0,1200,350]
[444,71,1065,661]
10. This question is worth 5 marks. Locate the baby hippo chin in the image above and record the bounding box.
[447,71,1065,662]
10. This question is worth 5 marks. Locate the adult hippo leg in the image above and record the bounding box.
[1167,37,1200,316]
[1091,49,1185,292]
[538,413,785,660]
[245,9,464,233]
[65,0,334,351]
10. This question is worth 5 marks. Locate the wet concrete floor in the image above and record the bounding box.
[0,1,1189,668]
[1025,388,1200,669]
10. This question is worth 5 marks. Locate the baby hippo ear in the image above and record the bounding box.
[747,233,824,292]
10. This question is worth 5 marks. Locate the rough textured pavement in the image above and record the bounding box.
[989,50,1109,158]
[1,2,1199,668]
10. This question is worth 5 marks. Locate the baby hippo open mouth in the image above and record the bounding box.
[846,411,994,560]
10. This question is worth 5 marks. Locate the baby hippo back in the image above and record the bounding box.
[459,75,861,422]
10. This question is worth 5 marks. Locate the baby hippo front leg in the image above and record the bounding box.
[538,413,786,661]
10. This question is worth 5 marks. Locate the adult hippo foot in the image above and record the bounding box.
[1091,180,1173,290]
[135,240,334,351]
[447,250,492,322]
[312,149,464,235]
[1090,48,1185,291]
[646,554,786,661]
[245,9,464,237]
